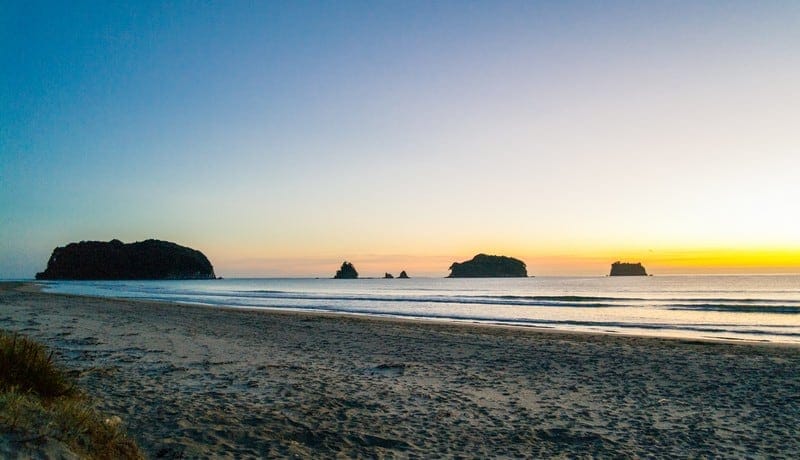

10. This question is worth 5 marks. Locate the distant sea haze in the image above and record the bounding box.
[41,275,800,344]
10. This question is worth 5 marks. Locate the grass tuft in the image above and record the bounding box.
[0,329,143,459]
[0,331,73,397]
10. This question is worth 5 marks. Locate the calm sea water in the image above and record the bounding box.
[39,275,800,344]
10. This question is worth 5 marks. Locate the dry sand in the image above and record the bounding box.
[1,282,799,458]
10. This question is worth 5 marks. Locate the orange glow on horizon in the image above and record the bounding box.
[208,245,800,277]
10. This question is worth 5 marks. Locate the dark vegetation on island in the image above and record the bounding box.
[35,239,216,280]
[448,254,528,278]
[609,261,648,276]
[334,262,358,279]
[0,329,142,458]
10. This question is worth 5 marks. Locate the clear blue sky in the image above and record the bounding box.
[2,1,799,278]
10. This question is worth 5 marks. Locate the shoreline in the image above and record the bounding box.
[2,282,799,457]
[29,281,799,347]
[31,281,799,348]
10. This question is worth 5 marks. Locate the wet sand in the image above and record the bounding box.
[1,282,799,458]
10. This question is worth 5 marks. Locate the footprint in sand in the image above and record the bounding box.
[367,363,406,377]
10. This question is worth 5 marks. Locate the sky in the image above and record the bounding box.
[2,1,799,278]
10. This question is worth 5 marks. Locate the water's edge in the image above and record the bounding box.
[38,276,800,344]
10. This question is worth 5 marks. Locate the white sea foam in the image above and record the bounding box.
[40,275,800,343]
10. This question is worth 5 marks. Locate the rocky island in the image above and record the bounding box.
[609,261,648,276]
[398,270,409,279]
[334,261,358,279]
[448,254,528,278]
[35,239,216,280]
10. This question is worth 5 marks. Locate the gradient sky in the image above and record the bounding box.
[2,1,799,278]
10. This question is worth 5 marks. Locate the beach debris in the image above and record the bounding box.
[104,415,123,427]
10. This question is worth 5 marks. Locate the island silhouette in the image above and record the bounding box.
[448,254,528,278]
[609,261,648,276]
[35,239,215,280]
[334,261,358,279]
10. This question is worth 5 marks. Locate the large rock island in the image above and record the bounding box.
[609,261,648,276]
[448,254,528,278]
[35,239,216,280]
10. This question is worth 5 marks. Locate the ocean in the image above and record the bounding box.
[39,275,800,344]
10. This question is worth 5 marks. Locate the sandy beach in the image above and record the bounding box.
[1,282,799,458]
